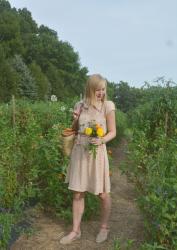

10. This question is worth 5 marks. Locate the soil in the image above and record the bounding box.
[11,139,145,250]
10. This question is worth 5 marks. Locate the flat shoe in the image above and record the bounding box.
[60,231,81,245]
[96,228,110,243]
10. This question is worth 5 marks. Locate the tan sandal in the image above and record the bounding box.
[96,227,110,243]
[60,231,81,245]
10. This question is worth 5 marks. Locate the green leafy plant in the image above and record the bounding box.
[121,81,177,249]
[113,237,121,250]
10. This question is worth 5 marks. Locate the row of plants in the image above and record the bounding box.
[0,99,71,248]
[0,98,127,248]
[121,84,177,249]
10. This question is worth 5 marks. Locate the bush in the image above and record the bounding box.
[108,109,128,146]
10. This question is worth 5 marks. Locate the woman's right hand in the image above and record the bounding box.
[73,105,82,120]
[73,111,80,120]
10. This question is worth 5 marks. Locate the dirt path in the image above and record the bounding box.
[11,139,145,250]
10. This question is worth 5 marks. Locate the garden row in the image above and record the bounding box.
[122,86,177,250]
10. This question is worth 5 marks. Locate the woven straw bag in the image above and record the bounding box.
[62,128,76,156]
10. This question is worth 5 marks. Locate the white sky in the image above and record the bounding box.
[8,0,177,87]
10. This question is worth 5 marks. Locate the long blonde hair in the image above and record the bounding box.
[84,74,107,106]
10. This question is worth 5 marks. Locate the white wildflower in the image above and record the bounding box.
[51,95,57,102]
[60,106,66,112]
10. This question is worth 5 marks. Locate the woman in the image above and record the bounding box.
[60,74,116,244]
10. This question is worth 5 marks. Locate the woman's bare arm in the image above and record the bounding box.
[103,110,116,143]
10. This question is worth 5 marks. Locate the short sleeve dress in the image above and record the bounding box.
[65,100,115,195]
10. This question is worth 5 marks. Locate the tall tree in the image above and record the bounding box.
[29,62,51,100]
[11,55,37,99]
[0,46,19,102]
[0,0,11,12]
[0,4,24,56]
[114,81,143,112]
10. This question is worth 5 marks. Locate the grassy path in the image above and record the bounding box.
[11,139,145,250]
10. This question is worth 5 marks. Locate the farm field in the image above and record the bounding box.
[0,83,177,250]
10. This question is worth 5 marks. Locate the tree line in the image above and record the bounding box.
[0,0,176,113]
[0,0,88,102]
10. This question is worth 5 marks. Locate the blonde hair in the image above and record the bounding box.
[84,74,107,105]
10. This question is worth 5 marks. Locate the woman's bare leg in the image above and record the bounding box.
[60,191,85,243]
[72,191,85,232]
[99,192,111,229]
[95,192,111,243]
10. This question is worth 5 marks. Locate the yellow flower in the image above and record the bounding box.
[96,127,104,137]
[84,127,93,136]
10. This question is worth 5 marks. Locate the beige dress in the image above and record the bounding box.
[65,100,115,195]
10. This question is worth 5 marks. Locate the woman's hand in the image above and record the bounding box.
[90,137,104,146]
[73,111,80,120]
[72,105,82,120]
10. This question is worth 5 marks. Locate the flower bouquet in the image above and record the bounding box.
[84,120,104,159]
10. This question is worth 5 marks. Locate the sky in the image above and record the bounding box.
[8,0,177,87]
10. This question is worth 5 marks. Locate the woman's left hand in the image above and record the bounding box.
[90,137,103,146]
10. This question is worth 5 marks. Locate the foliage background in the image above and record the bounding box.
[1,1,177,249]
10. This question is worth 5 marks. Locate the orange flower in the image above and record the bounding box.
[96,123,101,129]
[58,173,65,180]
